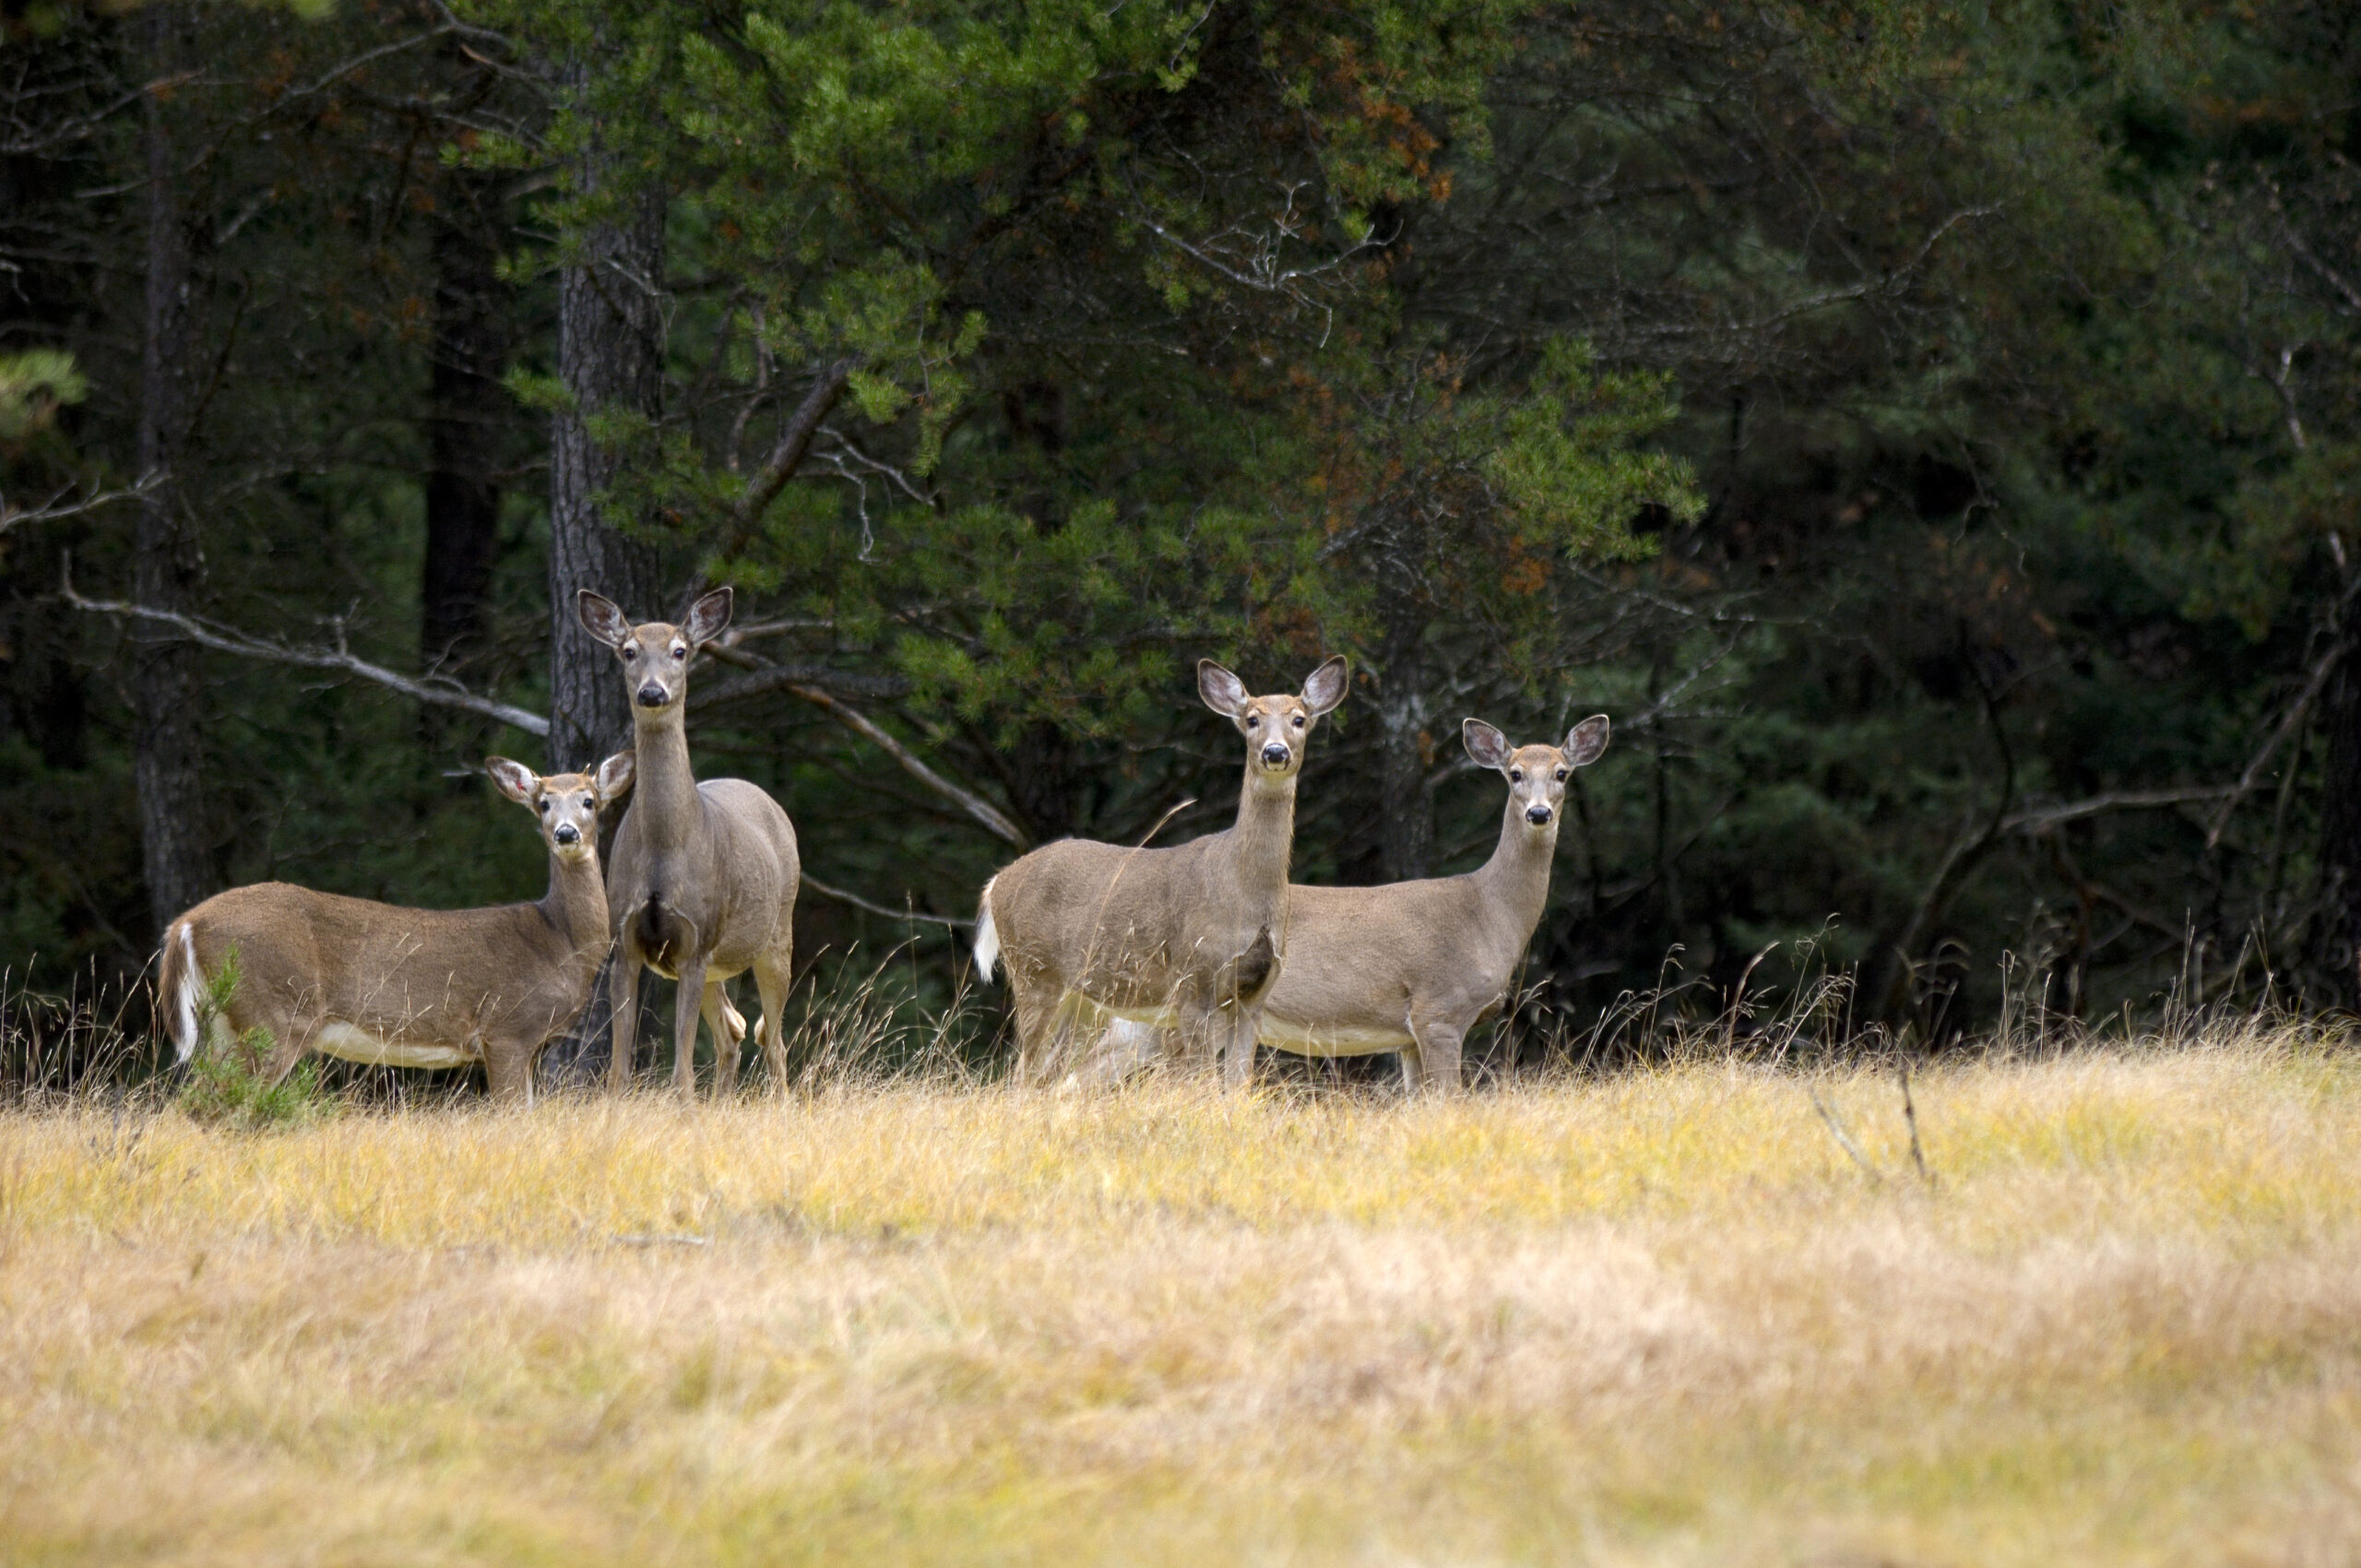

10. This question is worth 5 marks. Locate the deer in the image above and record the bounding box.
[973,656,1349,1089]
[157,752,635,1103]
[575,586,800,1095]
[1078,715,1609,1093]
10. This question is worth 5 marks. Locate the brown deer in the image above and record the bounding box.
[576,587,799,1094]
[158,753,634,1103]
[1082,715,1609,1093]
[974,656,1348,1088]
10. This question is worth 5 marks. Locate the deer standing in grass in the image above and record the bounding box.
[577,587,798,1095]
[1084,715,1609,1093]
[158,753,635,1103]
[974,657,1349,1088]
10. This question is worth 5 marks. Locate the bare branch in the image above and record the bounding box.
[800,871,973,929]
[62,570,551,738]
[2275,205,2361,315]
[1133,193,1387,310]
[2,472,163,533]
[778,683,1026,848]
[691,357,857,602]
[1809,1088,1883,1184]
[2004,786,2236,837]
[2205,636,2343,849]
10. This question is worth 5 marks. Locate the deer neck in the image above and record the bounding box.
[1473,796,1560,934]
[540,849,610,957]
[1229,769,1299,912]
[632,707,701,851]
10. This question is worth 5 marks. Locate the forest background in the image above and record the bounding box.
[5,0,2360,1074]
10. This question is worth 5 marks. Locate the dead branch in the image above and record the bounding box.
[2,473,163,533]
[2206,636,2343,849]
[1899,1062,1932,1186]
[62,569,551,737]
[779,683,1026,848]
[800,871,973,930]
[1809,1088,1882,1184]
[690,357,858,601]
[2004,786,2236,837]
[65,567,1029,865]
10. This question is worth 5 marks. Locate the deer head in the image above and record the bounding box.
[576,587,735,717]
[1462,715,1609,832]
[1198,655,1350,780]
[486,751,635,860]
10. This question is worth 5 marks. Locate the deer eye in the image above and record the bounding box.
[622,646,637,659]
[1555,769,1568,781]
[1510,768,1524,782]
[1246,714,1261,728]
[538,798,550,813]
[1291,714,1306,728]
[671,645,687,660]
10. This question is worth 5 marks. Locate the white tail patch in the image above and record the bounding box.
[172,922,202,1063]
[972,879,1001,980]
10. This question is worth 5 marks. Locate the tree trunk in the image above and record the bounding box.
[132,3,213,937]
[1377,597,1432,882]
[421,166,510,681]
[540,93,667,1085]
[544,107,665,777]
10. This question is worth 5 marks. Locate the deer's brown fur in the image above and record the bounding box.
[157,754,632,1103]
[975,657,1347,1087]
[578,588,799,1094]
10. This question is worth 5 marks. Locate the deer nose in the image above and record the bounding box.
[553,824,581,846]
[635,683,669,707]
[1260,742,1291,768]
[1525,804,1554,826]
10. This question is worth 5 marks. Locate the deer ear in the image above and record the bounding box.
[1300,655,1349,717]
[576,589,633,648]
[1462,719,1512,770]
[1565,715,1610,767]
[1198,659,1250,719]
[682,586,734,647]
[594,749,636,804]
[484,756,538,804]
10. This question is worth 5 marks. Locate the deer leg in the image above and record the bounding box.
[753,938,791,1089]
[671,954,710,1097]
[1169,982,1221,1081]
[1411,1016,1466,1095]
[1219,1004,1260,1092]
[484,1040,532,1106]
[1397,1045,1427,1094]
[751,949,789,1095]
[256,1016,313,1089]
[703,979,742,1095]
[608,954,643,1094]
[1010,979,1063,1085]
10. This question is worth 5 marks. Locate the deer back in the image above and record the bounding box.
[987,827,1269,1010]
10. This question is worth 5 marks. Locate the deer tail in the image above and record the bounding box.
[160,920,204,1064]
[972,876,1002,982]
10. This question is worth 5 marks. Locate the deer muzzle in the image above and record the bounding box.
[636,683,670,708]
[1260,742,1291,769]
[1525,804,1554,826]
[553,824,581,846]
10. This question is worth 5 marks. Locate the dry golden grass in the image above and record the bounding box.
[6,1027,2361,1564]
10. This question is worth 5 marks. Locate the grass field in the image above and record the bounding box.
[5,1024,2361,1564]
